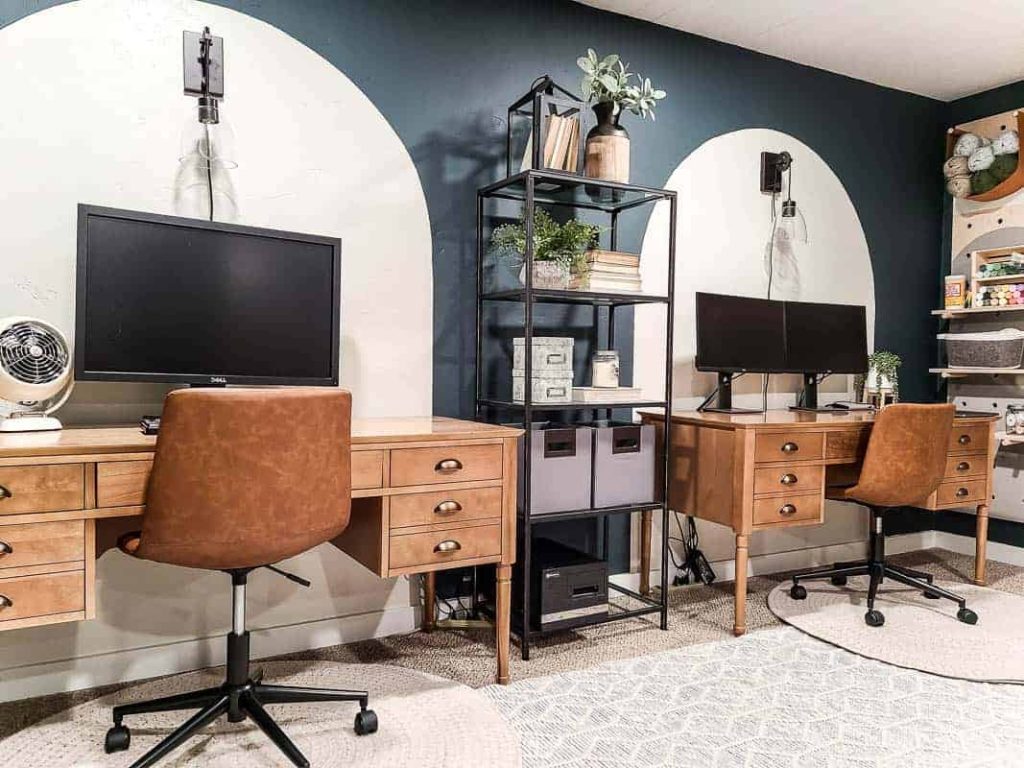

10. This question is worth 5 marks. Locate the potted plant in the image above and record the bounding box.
[577,49,666,183]
[856,350,901,407]
[490,209,601,289]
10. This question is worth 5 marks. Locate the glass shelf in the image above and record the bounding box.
[481,288,669,306]
[479,169,674,213]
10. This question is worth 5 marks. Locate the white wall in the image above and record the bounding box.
[0,0,433,700]
[634,129,876,566]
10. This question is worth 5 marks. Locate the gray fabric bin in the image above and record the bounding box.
[593,423,655,507]
[518,425,593,515]
[939,329,1024,369]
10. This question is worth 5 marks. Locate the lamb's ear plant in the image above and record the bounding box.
[490,209,601,273]
[577,48,666,120]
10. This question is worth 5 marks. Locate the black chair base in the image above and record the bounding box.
[788,507,978,628]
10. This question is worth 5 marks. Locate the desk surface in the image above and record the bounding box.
[647,409,998,430]
[0,417,521,459]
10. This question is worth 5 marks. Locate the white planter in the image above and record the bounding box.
[518,261,570,290]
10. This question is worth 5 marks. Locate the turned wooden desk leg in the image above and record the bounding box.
[422,571,436,632]
[975,503,990,586]
[639,509,653,596]
[495,564,511,685]
[734,534,749,637]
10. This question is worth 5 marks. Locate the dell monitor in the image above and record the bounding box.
[784,300,868,409]
[694,292,787,412]
[75,205,341,387]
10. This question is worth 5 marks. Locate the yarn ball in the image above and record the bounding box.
[968,145,996,171]
[990,152,1018,183]
[954,132,983,156]
[947,175,973,198]
[943,155,969,179]
[993,130,1020,156]
[972,168,1000,195]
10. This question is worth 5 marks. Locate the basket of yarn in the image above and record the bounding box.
[945,125,1021,200]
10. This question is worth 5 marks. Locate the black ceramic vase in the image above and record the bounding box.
[585,102,630,183]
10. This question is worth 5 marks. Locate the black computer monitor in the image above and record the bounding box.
[694,292,787,412]
[75,205,341,387]
[784,300,868,374]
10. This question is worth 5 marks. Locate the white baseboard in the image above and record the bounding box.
[933,530,1024,568]
[1,605,419,704]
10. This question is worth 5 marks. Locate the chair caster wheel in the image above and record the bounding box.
[789,584,807,600]
[864,610,885,627]
[105,724,131,753]
[957,607,978,625]
[354,708,378,735]
[830,575,848,587]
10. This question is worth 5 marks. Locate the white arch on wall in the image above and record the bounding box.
[634,129,875,408]
[0,0,433,419]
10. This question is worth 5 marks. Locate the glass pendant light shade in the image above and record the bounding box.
[775,199,808,244]
[178,103,237,170]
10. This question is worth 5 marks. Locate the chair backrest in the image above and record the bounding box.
[135,388,352,571]
[845,403,955,508]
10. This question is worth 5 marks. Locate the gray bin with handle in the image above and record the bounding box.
[593,422,655,508]
[518,425,593,515]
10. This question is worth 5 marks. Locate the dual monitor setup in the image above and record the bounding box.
[695,291,868,413]
[75,205,341,389]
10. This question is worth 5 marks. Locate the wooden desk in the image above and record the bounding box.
[641,409,998,636]
[0,417,522,684]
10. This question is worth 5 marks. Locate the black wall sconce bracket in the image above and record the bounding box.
[183,29,224,98]
[760,150,792,194]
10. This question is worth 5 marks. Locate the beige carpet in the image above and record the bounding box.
[768,575,1024,682]
[0,661,520,768]
[2,548,1021,742]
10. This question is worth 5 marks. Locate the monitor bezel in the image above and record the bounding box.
[74,204,342,387]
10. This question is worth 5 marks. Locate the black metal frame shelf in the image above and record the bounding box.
[475,170,677,661]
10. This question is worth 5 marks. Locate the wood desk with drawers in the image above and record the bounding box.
[641,410,998,637]
[0,417,521,684]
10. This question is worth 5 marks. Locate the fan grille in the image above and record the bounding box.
[0,321,68,385]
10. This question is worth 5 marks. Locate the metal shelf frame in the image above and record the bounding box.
[475,169,677,661]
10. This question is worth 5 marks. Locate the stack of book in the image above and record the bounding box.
[571,249,642,293]
[521,114,580,173]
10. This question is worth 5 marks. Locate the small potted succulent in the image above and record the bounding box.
[577,49,666,183]
[490,209,600,289]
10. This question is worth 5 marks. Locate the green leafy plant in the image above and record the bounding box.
[855,350,901,401]
[490,209,601,272]
[576,49,666,120]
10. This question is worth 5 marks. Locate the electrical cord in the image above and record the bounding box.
[204,123,214,222]
[697,372,747,412]
[762,191,780,412]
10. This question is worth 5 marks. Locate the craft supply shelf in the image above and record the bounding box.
[947,109,1024,203]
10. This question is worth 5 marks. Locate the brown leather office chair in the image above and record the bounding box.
[788,403,978,627]
[104,388,377,768]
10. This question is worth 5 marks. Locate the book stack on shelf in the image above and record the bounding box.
[521,114,580,173]
[571,249,642,293]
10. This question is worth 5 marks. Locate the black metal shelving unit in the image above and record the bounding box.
[475,168,677,660]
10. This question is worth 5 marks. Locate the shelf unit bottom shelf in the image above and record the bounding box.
[513,582,664,639]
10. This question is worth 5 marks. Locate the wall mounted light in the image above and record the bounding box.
[760,150,808,244]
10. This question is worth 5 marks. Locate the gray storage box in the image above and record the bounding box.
[513,372,573,404]
[593,422,655,507]
[513,337,573,373]
[939,328,1024,369]
[518,425,593,515]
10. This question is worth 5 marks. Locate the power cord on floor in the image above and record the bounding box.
[667,511,716,586]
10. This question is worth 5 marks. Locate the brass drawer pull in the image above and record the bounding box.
[958,434,971,445]
[0,485,10,500]
[434,458,463,474]
[781,442,799,454]
[957,461,971,472]
[0,541,11,557]
[779,504,798,516]
[433,500,462,515]
[0,594,11,610]
[433,539,462,554]
[780,473,798,486]
[956,487,969,498]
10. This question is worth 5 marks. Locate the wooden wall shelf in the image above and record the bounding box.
[947,109,1024,204]
[931,367,1024,379]
[932,305,1024,319]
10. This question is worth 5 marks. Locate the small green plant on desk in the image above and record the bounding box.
[856,350,901,405]
[491,209,600,289]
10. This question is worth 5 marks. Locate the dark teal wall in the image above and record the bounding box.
[1,0,948,415]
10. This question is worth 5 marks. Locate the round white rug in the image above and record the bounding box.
[0,661,521,767]
[768,576,1024,682]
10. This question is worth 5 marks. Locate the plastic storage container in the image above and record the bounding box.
[517,424,593,515]
[939,328,1024,369]
[592,422,655,507]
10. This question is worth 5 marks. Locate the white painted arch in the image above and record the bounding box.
[635,128,875,408]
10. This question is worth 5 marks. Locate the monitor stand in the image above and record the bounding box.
[701,372,764,414]
[789,373,842,413]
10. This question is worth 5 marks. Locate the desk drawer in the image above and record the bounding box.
[97,461,152,507]
[934,479,987,507]
[390,444,503,487]
[390,486,502,529]
[389,523,501,569]
[754,432,824,463]
[752,493,822,527]
[943,453,987,480]
[352,450,384,490]
[0,464,84,516]
[753,465,823,496]
[0,569,84,623]
[949,426,989,454]
[0,520,84,570]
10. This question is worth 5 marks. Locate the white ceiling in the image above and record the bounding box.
[575,0,1024,101]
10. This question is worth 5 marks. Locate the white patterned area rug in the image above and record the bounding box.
[484,627,1024,768]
